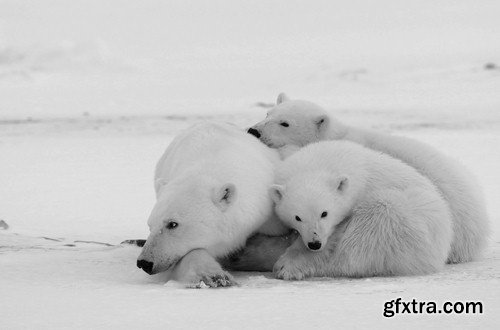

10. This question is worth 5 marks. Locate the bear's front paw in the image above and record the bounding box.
[273,256,308,281]
[188,270,236,289]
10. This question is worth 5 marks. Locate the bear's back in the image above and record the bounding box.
[156,121,278,182]
[277,140,437,194]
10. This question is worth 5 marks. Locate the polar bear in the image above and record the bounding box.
[268,140,453,279]
[137,121,285,287]
[247,94,489,264]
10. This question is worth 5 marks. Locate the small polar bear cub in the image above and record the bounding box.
[269,140,453,280]
[137,121,283,287]
[250,93,489,264]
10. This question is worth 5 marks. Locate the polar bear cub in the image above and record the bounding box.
[249,93,489,264]
[269,140,453,279]
[137,121,284,287]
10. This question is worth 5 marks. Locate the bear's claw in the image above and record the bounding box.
[189,272,236,288]
[275,267,306,281]
[205,274,234,287]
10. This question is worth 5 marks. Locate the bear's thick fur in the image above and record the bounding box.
[137,122,283,287]
[269,140,453,279]
[248,94,489,263]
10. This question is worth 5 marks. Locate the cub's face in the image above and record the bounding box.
[248,100,329,148]
[137,180,237,275]
[269,174,350,252]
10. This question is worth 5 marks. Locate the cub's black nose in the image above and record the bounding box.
[307,241,322,251]
[247,127,261,138]
[137,259,154,274]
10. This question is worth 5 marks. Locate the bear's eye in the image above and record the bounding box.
[295,215,302,222]
[321,211,328,218]
[280,122,289,127]
[166,221,178,230]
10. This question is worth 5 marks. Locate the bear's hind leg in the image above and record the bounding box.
[328,188,452,277]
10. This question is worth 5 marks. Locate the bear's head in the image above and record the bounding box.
[247,93,346,148]
[269,171,351,252]
[137,176,238,275]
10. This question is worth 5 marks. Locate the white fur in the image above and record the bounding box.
[250,95,489,263]
[138,121,283,285]
[271,141,453,279]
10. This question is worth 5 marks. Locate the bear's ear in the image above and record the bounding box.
[212,183,237,211]
[329,176,349,193]
[315,115,329,133]
[269,184,285,204]
[276,93,290,105]
[154,178,168,193]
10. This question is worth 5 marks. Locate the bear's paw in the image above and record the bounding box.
[273,256,308,281]
[188,270,237,289]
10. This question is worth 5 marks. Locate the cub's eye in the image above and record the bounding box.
[166,221,178,230]
[295,216,302,222]
[321,211,328,218]
[280,122,289,127]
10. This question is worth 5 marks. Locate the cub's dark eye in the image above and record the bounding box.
[166,221,178,230]
[280,122,289,127]
[295,216,302,222]
[321,211,328,218]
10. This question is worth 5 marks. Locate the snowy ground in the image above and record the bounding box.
[1,117,499,329]
[1,0,500,329]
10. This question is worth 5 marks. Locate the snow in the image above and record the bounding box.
[1,234,499,328]
[1,0,499,119]
[1,0,499,328]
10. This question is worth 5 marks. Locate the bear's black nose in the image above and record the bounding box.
[137,259,154,274]
[307,241,322,251]
[247,127,261,139]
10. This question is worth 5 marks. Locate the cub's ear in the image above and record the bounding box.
[276,93,290,105]
[315,115,329,133]
[269,184,285,204]
[329,176,349,193]
[212,183,237,211]
[154,178,168,193]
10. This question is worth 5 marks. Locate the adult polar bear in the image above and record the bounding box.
[137,121,284,287]
[247,94,489,263]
